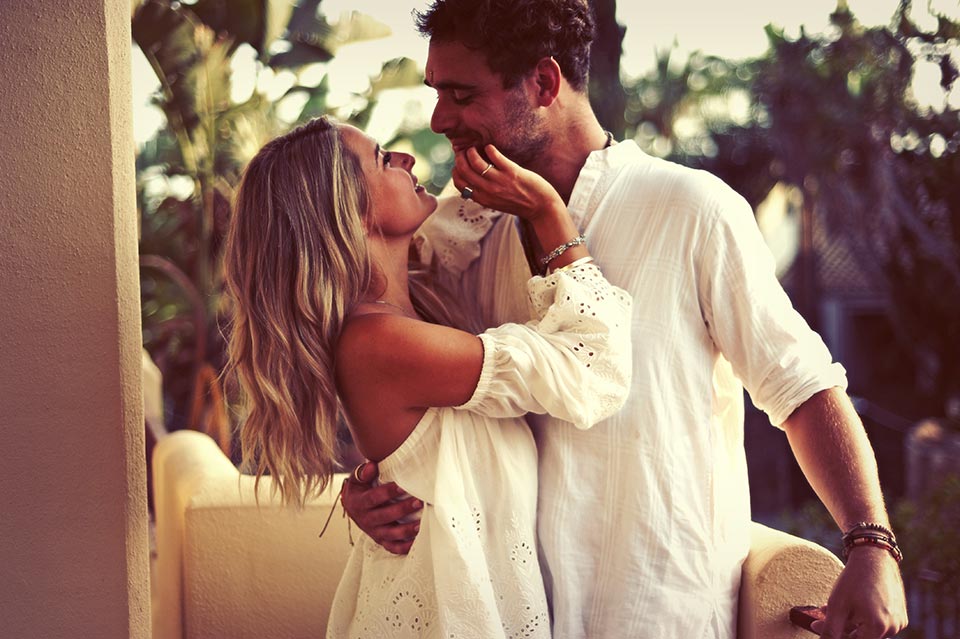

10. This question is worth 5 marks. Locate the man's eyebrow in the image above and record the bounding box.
[423,78,476,91]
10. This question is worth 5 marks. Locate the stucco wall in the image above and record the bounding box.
[0,0,150,636]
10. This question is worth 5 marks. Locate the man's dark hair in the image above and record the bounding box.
[415,0,595,92]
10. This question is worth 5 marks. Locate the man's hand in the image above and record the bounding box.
[340,462,424,555]
[783,388,909,637]
[811,547,907,638]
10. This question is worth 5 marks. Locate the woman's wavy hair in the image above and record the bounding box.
[224,117,463,507]
[224,117,365,508]
[415,0,595,91]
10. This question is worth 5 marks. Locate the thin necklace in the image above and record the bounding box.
[371,299,416,317]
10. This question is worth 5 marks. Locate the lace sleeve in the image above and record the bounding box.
[413,197,503,277]
[457,263,633,429]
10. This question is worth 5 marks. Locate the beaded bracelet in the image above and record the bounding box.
[540,234,586,267]
[842,522,896,542]
[841,523,902,563]
[842,535,903,563]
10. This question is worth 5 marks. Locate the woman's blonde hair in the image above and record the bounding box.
[224,117,463,507]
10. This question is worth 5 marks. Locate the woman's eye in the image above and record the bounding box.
[383,152,393,166]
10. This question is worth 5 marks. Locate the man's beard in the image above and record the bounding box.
[494,89,551,170]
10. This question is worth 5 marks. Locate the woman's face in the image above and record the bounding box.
[339,125,437,237]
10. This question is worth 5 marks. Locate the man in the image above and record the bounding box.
[343,1,908,637]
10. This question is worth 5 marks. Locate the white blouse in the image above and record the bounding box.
[326,263,632,638]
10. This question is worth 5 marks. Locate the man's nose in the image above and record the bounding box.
[430,99,454,135]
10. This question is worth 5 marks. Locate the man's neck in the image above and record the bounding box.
[529,117,610,204]
[515,115,610,275]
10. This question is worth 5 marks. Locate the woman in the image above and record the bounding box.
[224,116,632,638]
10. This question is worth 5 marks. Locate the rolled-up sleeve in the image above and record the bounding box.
[698,189,847,427]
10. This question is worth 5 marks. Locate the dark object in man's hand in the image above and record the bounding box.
[790,605,826,634]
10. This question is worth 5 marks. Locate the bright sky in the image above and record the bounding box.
[132,0,957,145]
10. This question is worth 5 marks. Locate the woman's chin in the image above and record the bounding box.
[415,198,439,230]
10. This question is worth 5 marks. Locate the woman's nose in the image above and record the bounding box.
[395,152,415,170]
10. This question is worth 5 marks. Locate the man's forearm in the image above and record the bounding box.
[782,386,890,531]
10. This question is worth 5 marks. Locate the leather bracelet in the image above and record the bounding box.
[842,534,903,563]
[841,521,903,564]
[842,522,897,542]
[841,522,902,564]
[540,234,586,267]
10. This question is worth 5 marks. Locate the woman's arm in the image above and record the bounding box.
[339,147,609,459]
[339,257,633,458]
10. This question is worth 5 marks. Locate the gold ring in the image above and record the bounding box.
[352,462,367,483]
[480,162,494,177]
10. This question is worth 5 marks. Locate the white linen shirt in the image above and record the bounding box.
[415,140,848,639]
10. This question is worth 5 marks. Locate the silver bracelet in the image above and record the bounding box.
[540,234,586,267]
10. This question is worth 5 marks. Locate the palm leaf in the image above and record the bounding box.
[269,0,335,67]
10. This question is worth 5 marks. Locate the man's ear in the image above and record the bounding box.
[532,56,562,106]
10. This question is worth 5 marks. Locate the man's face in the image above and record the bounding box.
[425,40,550,169]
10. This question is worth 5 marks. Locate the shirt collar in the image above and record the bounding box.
[567,140,645,230]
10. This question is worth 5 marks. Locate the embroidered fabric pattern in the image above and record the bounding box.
[326,260,633,638]
[414,200,502,277]
[328,507,548,638]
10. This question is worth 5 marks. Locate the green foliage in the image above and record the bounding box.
[893,474,960,638]
[620,1,960,417]
[895,474,960,591]
[774,499,841,556]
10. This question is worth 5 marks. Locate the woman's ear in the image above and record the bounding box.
[533,56,562,106]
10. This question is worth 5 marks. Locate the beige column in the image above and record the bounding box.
[0,0,150,637]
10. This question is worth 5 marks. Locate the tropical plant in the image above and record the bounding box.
[134,0,432,453]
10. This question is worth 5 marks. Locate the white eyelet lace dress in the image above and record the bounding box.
[326,263,633,638]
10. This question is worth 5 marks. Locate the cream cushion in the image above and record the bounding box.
[152,430,842,639]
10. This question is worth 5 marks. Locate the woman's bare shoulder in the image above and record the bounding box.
[336,312,424,379]
[336,311,483,413]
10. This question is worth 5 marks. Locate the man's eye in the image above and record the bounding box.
[452,93,473,105]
